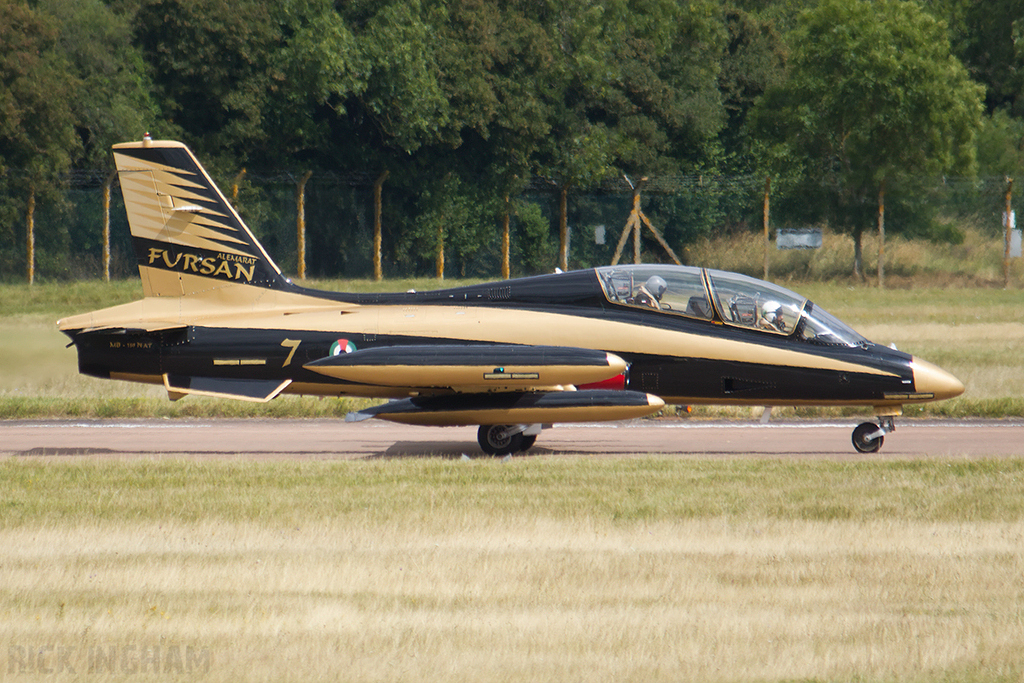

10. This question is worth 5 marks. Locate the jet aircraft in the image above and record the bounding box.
[58,139,965,454]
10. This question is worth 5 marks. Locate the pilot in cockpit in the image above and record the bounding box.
[632,275,668,310]
[758,300,785,332]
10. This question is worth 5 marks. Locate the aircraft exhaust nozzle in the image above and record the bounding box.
[911,357,965,401]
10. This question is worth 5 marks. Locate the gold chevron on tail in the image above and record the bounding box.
[113,138,286,297]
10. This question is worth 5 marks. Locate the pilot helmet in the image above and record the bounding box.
[761,300,781,323]
[645,276,668,300]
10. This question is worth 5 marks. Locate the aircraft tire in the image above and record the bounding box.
[852,422,883,453]
[519,435,537,452]
[478,425,523,456]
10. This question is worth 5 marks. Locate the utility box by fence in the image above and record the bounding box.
[1006,209,1022,258]
[776,228,823,250]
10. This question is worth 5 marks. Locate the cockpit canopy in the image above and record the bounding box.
[595,265,867,347]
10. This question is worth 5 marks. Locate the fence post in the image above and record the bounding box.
[373,171,389,281]
[436,222,445,280]
[559,184,569,271]
[1005,177,1014,289]
[296,171,312,280]
[26,184,35,285]
[632,188,642,264]
[763,176,771,280]
[502,195,510,279]
[102,171,117,281]
[878,178,886,290]
[231,169,246,203]
[610,177,680,266]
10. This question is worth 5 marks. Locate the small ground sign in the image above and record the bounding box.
[777,228,822,250]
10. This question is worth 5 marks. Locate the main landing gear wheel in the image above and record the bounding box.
[477,425,523,456]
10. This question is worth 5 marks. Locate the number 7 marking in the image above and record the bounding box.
[280,339,301,367]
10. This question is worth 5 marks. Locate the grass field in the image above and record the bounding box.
[2,458,1024,682]
[3,240,1024,682]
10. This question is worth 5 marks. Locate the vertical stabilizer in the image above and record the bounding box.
[113,139,288,297]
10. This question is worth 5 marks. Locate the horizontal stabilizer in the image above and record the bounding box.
[347,389,664,426]
[305,344,627,390]
[163,374,291,403]
[67,322,188,336]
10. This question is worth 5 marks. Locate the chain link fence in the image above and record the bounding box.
[0,170,1016,283]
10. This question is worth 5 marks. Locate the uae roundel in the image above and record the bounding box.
[330,339,356,356]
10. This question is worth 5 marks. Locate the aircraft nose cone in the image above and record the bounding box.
[911,357,965,401]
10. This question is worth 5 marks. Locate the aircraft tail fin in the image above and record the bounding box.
[113,138,288,297]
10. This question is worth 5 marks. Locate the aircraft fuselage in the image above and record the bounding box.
[69,268,945,410]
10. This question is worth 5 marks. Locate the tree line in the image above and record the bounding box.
[2,0,1023,280]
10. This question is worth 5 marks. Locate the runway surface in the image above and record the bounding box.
[3,418,1022,460]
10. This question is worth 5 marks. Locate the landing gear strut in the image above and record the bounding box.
[477,424,538,456]
[851,416,896,453]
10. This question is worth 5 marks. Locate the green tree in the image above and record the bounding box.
[0,0,79,175]
[976,109,1024,179]
[349,0,454,154]
[935,0,1024,116]
[749,0,983,276]
[717,5,787,168]
[122,0,291,161]
[11,0,816,276]
[410,0,737,271]
[264,1,364,162]
[0,0,79,279]
[522,0,729,183]
[36,0,157,167]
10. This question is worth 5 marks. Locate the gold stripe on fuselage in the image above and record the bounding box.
[148,279,897,381]
[71,270,898,404]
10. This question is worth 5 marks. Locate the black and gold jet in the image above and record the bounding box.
[58,139,965,454]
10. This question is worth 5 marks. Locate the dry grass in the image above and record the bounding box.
[2,458,1024,682]
[4,520,1024,682]
[688,226,1024,287]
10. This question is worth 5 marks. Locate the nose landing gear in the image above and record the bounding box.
[852,416,896,453]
